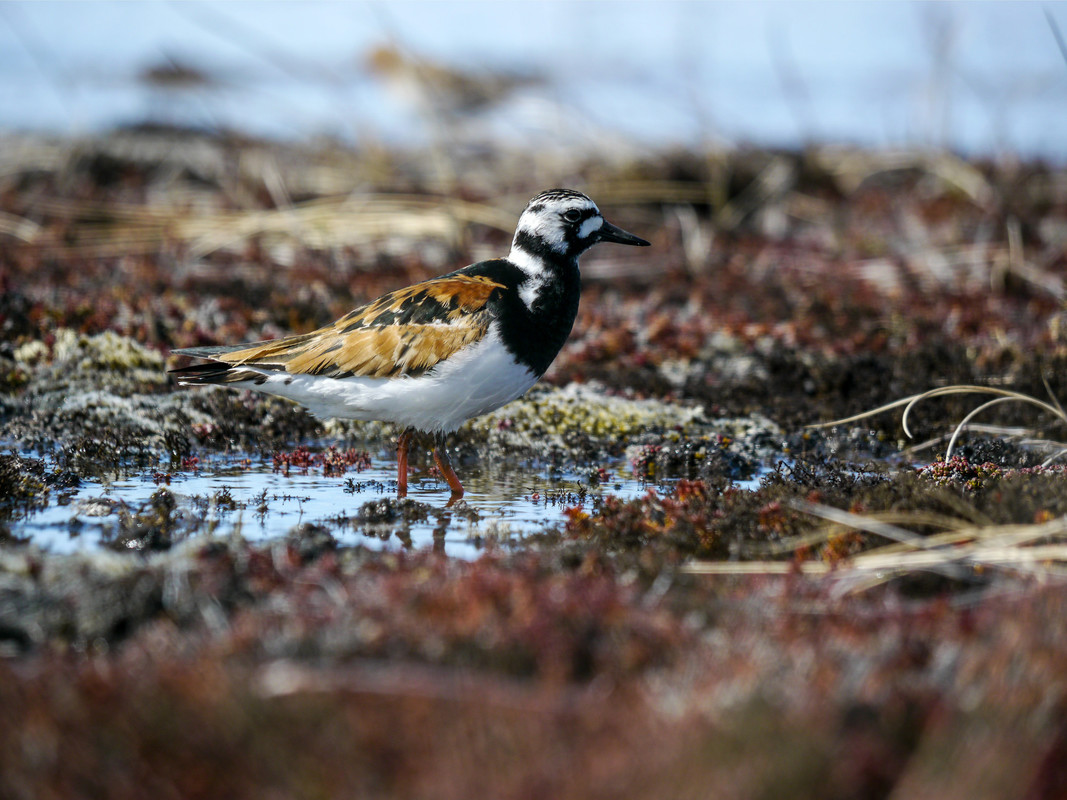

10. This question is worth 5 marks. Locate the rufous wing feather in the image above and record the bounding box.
[204,274,504,379]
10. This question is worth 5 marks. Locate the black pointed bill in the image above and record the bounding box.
[597,219,651,247]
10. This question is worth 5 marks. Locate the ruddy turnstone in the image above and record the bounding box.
[170,189,650,500]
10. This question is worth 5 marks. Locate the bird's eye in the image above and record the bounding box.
[563,209,582,223]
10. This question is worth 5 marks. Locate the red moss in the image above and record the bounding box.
[273,445,372,477]
[4,544,1067,798]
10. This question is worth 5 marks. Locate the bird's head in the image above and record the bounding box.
[511,189,650,261]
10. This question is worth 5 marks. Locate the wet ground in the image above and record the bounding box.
[10,448,704,557]
[4,130,1067,797]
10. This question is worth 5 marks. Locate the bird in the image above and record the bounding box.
[170,189,650,501]
[366,44,542,117]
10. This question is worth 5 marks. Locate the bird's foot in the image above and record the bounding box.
[433,446,465,502]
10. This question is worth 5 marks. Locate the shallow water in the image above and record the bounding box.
[14,451,740,558]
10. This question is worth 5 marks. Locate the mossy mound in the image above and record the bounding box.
[3,331,205,475]
[474,382,706,441]
[14,329,168,391]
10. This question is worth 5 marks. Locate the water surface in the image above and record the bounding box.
[14,451,691,558]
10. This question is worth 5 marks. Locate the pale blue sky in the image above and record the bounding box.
[0,1,1063,158]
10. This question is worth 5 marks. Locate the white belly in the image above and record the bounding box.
[235,325,540,433]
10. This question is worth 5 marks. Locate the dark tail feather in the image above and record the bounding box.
[169,362,267,386]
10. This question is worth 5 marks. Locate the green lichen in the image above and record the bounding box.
[327,382,784,468]
[473,383,706,440]
[39,329,166,384]
[320,383,713,456]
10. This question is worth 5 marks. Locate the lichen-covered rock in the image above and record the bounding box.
[15,328,168,391]
[474,382,706,441]
[2,331,292,474]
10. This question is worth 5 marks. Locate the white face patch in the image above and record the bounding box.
[578,215,603,240]
[517,218,567,252]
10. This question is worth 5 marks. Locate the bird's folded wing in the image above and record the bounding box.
[173,274,505,380]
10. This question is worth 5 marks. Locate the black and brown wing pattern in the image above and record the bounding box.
[171,274,506,383]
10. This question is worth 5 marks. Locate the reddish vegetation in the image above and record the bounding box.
[273,445,372,477]
[2,540,1067,798]
[5,132,1067,795]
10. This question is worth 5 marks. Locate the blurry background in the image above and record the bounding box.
[1,0,1064,160]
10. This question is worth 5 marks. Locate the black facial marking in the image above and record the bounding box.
[513,229,558,261]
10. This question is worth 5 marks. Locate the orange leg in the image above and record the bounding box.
[432,444,464,502]
[396,428,414,498]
